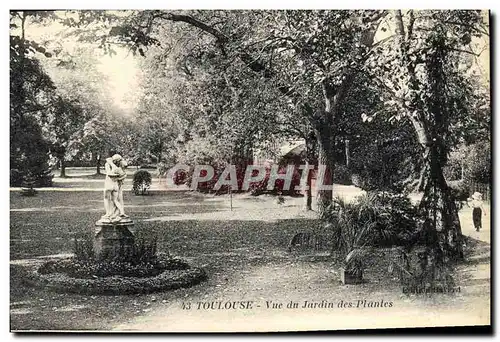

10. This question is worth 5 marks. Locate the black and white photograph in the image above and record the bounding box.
[8,8,491,332]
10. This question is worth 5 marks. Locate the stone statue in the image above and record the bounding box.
[94,154,134,260]
[99,154,130,223]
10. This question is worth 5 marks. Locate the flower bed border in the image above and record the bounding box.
[24,261,207,295]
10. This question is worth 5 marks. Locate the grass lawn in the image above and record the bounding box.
[10,184,491,331]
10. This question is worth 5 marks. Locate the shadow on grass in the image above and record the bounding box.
[10,217,324,330]
[11,214,322,261]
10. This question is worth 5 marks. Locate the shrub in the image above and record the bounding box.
[448,180,470,202]
[320,196,377,273]
[248,165,302,196]
[321,192,420,250]
[368,192,421,244]
[133,170,152,195]
[321,193,421,276]
[10,116,54,187]
[464,141,490,184]
[184,164,302,196]
[55,234,188,279]
[445,142,491,184]
[9,168,53,188]
[31,263,207,295]
[73,234,159,265]
[333,164,352,185]
[10,169,23,187]
[389,246,456,291]
[38,255,189,279]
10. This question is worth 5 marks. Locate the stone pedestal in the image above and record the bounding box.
[340,267,363,285]
[94,220,135,261]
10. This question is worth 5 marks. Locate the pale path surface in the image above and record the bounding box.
[459,205,491,244]
[112,193,490,332]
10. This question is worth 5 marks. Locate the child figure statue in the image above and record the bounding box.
[99,154,130,223]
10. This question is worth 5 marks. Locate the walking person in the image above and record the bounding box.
[467,192,487,232]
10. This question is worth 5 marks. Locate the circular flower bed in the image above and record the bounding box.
[25,255,207,295]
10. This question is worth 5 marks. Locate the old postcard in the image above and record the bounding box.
[9,9,491,332]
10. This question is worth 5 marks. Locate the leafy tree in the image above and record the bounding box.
[365,10,489,261]
[10,11,56,186]
[170,10,387,212]
[40,95,85,177]
[77,114,128,174]
[446,141,490,185]
[40,46,117,175]
[68,10,387,212]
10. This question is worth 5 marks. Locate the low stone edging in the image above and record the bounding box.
[24,263,207,295]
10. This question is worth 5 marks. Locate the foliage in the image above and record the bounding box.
[443,147,465,181]
[361,10,489,259]
[133,170,152,195]
[363,10,488,175]
[248,165,302,196]
[10,169,24,187]
[349,117,419,192]
[332,164,352,186]
[66,234,186,278]
[10,11,56,186]
[31,260,207,295]
[83,10,389,210]
[10,10,490,264]
[39,253,190,279]
[445,141,490,196]
[10,116,54,187]
[335,73,418,192]
[40,47,110,169]
[183,164,303,196]
[133,22,287,170]
[321,192,421,262]
[448,180,469,202]
[320,196,377,272]
[463,141,491,184]
[389,246,456,290]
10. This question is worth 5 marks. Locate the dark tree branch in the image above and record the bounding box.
[448,47,485,57]
[150,11,305,102]
[406,10,415,41]
[154,12,229,43]
[441,19,489,36]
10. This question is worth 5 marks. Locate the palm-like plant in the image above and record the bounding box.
[321,193,400,283]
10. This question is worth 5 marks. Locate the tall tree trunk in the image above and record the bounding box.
[313,18,379,213]
[59,157,66,178]
[314,79,347,215]
[303,132,316,211]
[305,165,313,210]
[393,10,463,261]
[422,34,464,262]
[316,129,335,215]
[157,140,163,164]
[96,153,101,175]
[419,144,464,262]
[345,139,350,168]
[409,113,464,261]
[460,159,465,181]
